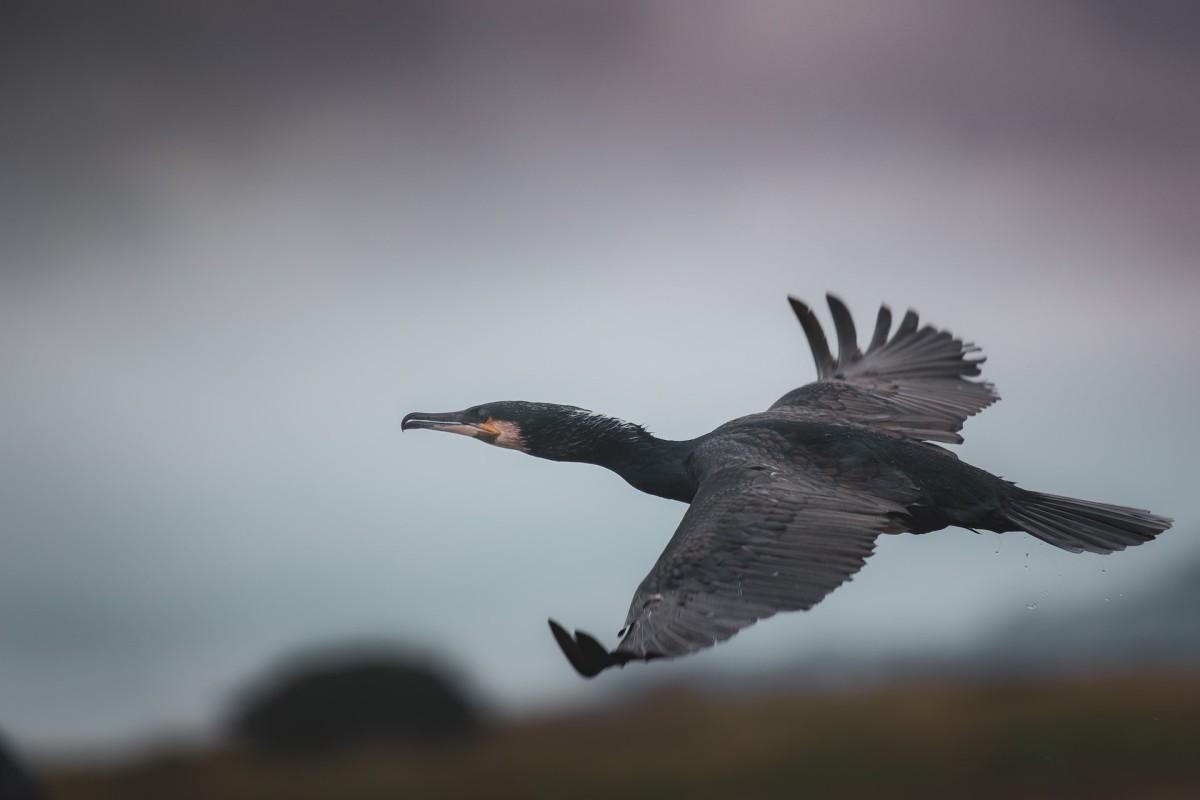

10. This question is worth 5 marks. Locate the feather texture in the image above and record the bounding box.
[611,429,915,661]
[771,294,998,443]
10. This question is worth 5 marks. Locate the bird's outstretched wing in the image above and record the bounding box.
[549,435,915,677]
[769,294,998,444]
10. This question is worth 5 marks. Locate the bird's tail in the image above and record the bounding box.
[1004,489,1172,554]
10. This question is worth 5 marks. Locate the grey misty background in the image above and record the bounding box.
[1,0,1198,756]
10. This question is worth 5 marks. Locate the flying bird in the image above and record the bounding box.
[402,294,1172,677]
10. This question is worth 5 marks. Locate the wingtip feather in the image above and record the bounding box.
[787,294,835,379]
[548,619,620,679]
[825,294,861,367]
[868,305,892,353]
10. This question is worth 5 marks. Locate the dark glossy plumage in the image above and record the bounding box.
[404,294,1173,678]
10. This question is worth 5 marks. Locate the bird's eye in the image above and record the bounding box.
[475,408,489,421]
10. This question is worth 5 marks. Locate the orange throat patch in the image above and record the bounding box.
[486,418,526,451]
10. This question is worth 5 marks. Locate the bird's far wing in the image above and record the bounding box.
[769,294,998,444]
[549,446,913,677]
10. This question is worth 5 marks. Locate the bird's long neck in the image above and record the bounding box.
[529,410,697,503]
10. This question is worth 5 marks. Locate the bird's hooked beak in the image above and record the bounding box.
[401,410,501,443]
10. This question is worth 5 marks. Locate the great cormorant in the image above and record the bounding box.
[402,295,1173,677]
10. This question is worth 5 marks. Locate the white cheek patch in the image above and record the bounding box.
[491,419,527,451]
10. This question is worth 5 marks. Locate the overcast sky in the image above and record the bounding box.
[2,1,1198,755]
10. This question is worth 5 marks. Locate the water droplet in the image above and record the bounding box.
[1104,596,1111,603]
[1025,602,1038,611]
[994,550,999,555]
[1101,568,1107,574]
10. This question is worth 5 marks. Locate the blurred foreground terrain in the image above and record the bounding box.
[40,557,1200,798]
[46,670,1200,800]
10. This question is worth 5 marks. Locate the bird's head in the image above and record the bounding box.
[401,401,651,462]
[401,401,535,451]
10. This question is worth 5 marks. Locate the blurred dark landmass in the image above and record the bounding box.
[42,552,1200,799]
[45,671,1200,800]
[227,644,483,754]
[0,733,43,800]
